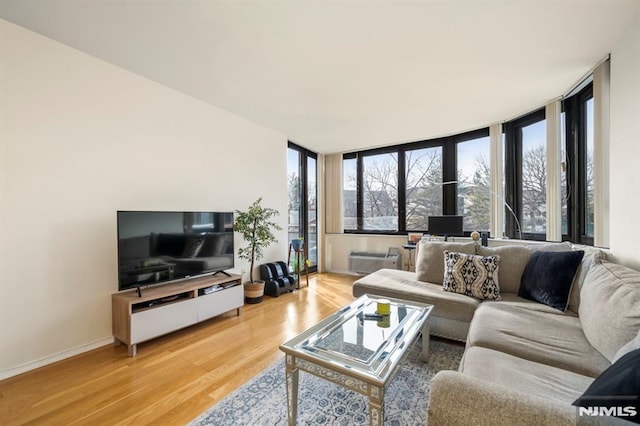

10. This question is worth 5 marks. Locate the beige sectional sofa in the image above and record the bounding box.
[352,240,640,425]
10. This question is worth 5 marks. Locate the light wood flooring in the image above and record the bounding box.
[0,273,357,425]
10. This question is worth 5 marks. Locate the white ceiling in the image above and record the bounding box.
[0,0,638,154]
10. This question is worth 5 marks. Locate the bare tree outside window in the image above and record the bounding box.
[521,120,547,234]
[287,149,300,238]
[343,158,357,230]
[585,98,595,237]
[561,112,568,235]
[362,153,398,230]
[406,147,443,230]
[457,136,491,231]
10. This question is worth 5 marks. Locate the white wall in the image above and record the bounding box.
[0,19,287,377]
[325,234,410,273]
[609,10,640,270]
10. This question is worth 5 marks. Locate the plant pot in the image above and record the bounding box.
[291,239,303,251]
[244,281,265,304]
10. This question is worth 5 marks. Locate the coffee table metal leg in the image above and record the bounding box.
[369,385,384,425]
[421,322,430,361]
[285,355,299,426]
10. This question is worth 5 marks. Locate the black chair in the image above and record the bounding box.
[259,261,296,297]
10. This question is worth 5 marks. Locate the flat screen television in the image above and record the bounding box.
[427,215,464,241]
[117,211,234,292]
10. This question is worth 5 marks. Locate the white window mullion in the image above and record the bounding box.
[593,60,610,248]
[489,123,503,239]
[546,100,562,241]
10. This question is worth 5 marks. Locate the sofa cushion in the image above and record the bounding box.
[519,250,584,311]
[352,268,480,323]
[461,346,594,404]
[467,302,611,377]
[614,329,640,363]
[415,241,477,284]
[428,370,578,426]
[573,347,640,422]
[477,242,572,294]
[579,260,640,362]
[443,251,501,300]
[567,247,606,314]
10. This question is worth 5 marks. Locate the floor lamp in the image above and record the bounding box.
[439,180,522,240]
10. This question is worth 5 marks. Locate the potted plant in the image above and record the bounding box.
[291,237,304,251]
[234,198,282,304]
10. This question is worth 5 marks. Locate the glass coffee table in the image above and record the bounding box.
[279,294,433,426]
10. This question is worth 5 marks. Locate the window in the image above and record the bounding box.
[504,109,546,240]
[585,97,595,238]
[362,152,399,231]
[456,135,491,232]
[521,119,547,235]
[563,82,594,245]
[287,142,318,272]
[343,129,489,235]
[561,110,569,235]
[342,82,599,245]
[405,146,442,230]
[343,156,357,231]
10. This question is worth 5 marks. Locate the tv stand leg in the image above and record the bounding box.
[236,307,242,316]
[128,344,137,357]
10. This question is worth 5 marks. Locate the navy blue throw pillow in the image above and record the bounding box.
[518,250,584,310]
[573,348,640,424]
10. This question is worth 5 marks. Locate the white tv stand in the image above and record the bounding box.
[112,273,243,356]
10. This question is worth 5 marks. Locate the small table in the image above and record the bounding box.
[288,245,309,288]
[402,244,417,271]
[279,294,433,426]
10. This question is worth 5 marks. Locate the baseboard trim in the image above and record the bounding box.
[0,336,114,381]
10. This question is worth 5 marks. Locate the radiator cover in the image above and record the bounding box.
[348,251,402,274]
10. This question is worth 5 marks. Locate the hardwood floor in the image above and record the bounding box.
[0,273,357,425]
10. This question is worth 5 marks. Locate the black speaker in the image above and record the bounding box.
[481,232,488,247]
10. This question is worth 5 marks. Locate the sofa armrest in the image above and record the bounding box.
[428,371,577,426]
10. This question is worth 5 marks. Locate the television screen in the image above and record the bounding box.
[117,211,234,291]
[427,215,464,239]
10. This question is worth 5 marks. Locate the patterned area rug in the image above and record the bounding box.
[189,338,463,425]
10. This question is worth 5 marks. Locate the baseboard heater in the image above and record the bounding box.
[348,249,402,275]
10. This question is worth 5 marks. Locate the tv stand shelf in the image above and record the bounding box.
[112,273,242,356]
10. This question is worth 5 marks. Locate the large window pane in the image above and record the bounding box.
[521,119,547,234]
[562,83,595,245]
[307,156,317,267]
[287,148,301,240]
[343,158,357,230]
[288,143,317,273]
[405,147,442,230]
[457,136,490,232]
[561,111,568,235]
[585,97,594,237]
[363,153,398,231]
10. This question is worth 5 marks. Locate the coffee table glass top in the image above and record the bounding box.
[280,294,433,383]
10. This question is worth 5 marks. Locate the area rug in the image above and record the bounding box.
[189,338,464,425]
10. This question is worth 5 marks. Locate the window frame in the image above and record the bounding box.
[288,141,318,272]
[563,83,594,245]
[504,108,547,241]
